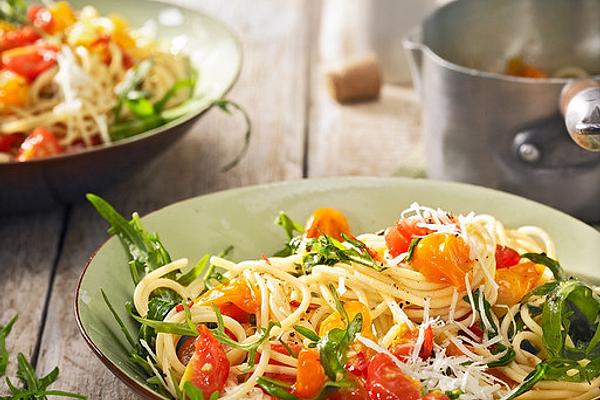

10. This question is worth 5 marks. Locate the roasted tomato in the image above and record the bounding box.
[319,300,373,339]
[0,69,28,109]
[410,233,473,289]
[0,26,41,52]
[495,245,521,269]
[292,349,326,399]
[305,207,351,240]
[1,44,59,81]
[385,218,432,257]
[390,324,433,360]
[495,261,544,306]
[366,353,421,400]
[17,127,63,161]
[179,325,230,398]
[197,278,260,314]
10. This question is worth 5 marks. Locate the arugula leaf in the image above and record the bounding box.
[522,281,560,302]
[213,99,252,171]
[178,255,209,286]
[317,313,362,382]
[0,0,26,24]
[202,246,234,290]
[101,290,137,349]
[87,194,172,284]
[0,314,17,377]
[127,303,198,337]
[154,75,197,113]
[256,376,298,400]
[504,363,548,400]
[276,211,305,240]
[182,382,205,400]
[404,238,421,262]
[293,325,320,342]
[521,253,564,281]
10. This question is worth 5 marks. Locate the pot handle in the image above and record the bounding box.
[560,79,600,152]
[403,28,425,96]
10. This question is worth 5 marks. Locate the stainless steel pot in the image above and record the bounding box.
[404,0,600,222]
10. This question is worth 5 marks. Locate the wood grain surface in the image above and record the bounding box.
[0,0,424,398]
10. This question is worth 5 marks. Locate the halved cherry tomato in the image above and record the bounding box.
[27,4,53,33]
[17,127,63,161]
[197,278,260,314]
[319,300,373,339]
[495,261,544,306]
[0,69,28,109]
[0,133,24,152]
[217,302,251,324]
[410,233,473,290]
[366,353,421,400]
[292,349,326,399]
[495,245,521,269]
[176,336,195,365]
[179,325,229,398]
[390,324,433,360]
[345,351,369,378]
[385,218,432,257]
[305,207,351,240]
[2,44,59,81]
[326,377,368,400]
[0,26,41,53]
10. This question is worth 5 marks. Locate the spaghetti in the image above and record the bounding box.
[89,195,600,400]
[0,1,194,161]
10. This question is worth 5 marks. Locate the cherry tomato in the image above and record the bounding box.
[389,324,433,360]
[410,233,472,289]
[292,349,326,399]
[345,351,369,378]
[505,57,547,78]
[305,207,351,240]
[0,69,28,110]
[17,127,63,161]
[0,133,24,153]
[176,336,195,365]
[319,300,373,340]
[27,4,53,33]
[495,261,544,306]
[197,278,260,314]
[217,302,251,324]
[180,325,229,398]
[326,377,368,400]
[0,26,41,53]
[495,245,521,269]
[2,44,59,81]
[385,218,432,258]
[423,392,451,400]
[366,353,421,400]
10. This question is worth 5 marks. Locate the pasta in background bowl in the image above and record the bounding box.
[76,177,600,400]
[0,0,242,213]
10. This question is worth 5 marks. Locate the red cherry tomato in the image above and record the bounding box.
[186,325,230,398]
[293,349,326,399]
[27,4,53,33]
[17,127,63,161]
[494,245,521,269]
[0,26,40,53]
[366,353,421,400]
[345,351,369,378]
[326,377,368,400]
[0,133,25,153]
[2,44,59,81]
[217,302,251,324]
[420,325,434,359]
[385,218,432,258]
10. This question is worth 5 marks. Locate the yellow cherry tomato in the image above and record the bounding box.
[410,233,473,290]
[495,261,544,306]
[319,300,373,339]
[0,70,28,110]
[305,207,351,241]
[48,1,76,34]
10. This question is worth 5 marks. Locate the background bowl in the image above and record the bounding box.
[76,177,600,399]
[0,0,242,214]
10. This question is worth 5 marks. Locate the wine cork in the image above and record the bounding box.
[326,54,382,103]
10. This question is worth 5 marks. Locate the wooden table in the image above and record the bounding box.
[0,1,424,397]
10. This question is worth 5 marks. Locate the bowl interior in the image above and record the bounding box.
[77,177,600,399]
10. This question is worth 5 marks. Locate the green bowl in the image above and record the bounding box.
[1,0,242,214]
[75,177,600,399]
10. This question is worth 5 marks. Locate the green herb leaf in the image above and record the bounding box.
[404,238,422,262]
[317,313,362,382]
[256,377,298,400]
[0,314,17,377]
[276,211,305,241]
[127,304,198,337]
[101,290,137,349]
[182,382,205,400]
[504,363,548,400]
[521,253,564,281]
[293,325,320,342]
[0,0,26,24]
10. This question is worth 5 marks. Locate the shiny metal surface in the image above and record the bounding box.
[404,0,600,222]
[565,88,600,151]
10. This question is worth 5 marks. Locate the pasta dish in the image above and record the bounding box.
[89,195,600,400]
[0,0,195,162]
